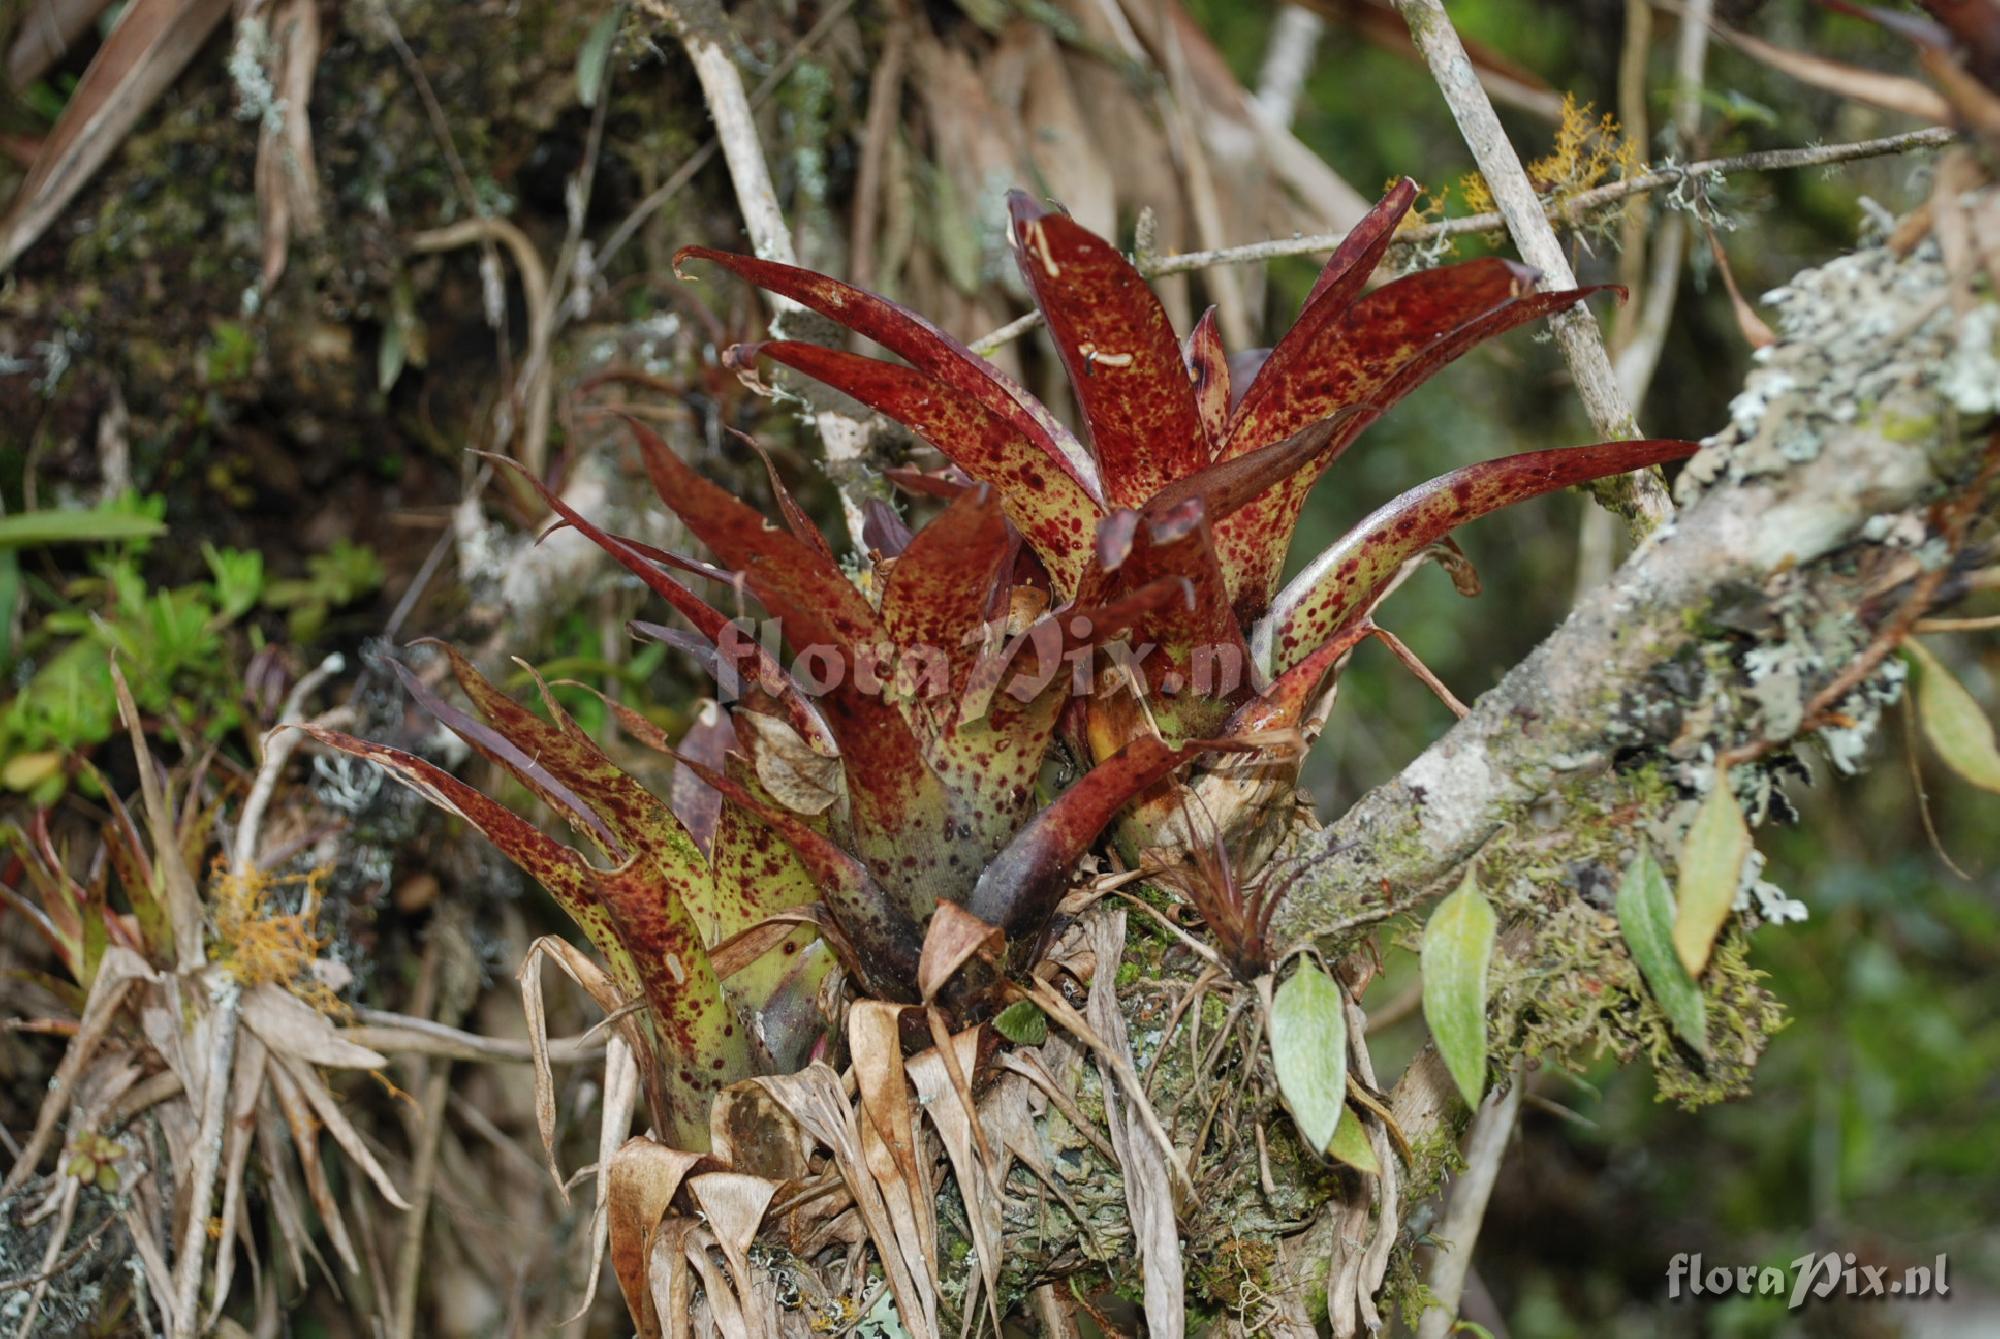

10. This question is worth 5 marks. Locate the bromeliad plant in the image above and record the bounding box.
[311,178,1693,1322]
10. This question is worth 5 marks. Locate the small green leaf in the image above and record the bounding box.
[1270,960,1349,1157]
[0,507,165,549]
[1325,1104,1380,1174]
[1421,868,1495,1109]
[576,6,621,109]
[1616,845,1709,1058]
[992,999,1047,1046]
[1672,777,1752,977]
[1906,640,2000,793]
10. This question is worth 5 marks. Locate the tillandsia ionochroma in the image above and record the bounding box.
[310,177,1695,1151]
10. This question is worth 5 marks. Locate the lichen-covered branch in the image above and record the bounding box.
[1276,214,1994,945]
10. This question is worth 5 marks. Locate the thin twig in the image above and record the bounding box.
[1393,0,1663,528]
[234,652,346,875]
[1612,0,1713,411]
[346,1007,607,1064]
[1414,1060,1524,1339]
[969,128,1955,356]
[640,0,876,546]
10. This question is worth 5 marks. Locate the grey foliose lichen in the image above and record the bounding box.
[1676,231,1970,500]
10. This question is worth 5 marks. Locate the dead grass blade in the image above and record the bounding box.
[848,1001,938,1331]
[1085,909,1186,1339]
[269,1050,411,1209]
[752,1064,935,1338]
[205,1031,268,1327]
[241,983,387,1069]
[566,1035,640,1326]
[0,0,235,272]
[252,0,324,288]
[687,1172,780,1338]
[916,903,1003,1005]
[520,933,626,1195]
[267,1058,359,1274]
[906,1027,1003,1336]
[1709,15,1952,123]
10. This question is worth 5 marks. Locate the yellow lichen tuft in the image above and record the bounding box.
[1459,93,1644,221]
[209,859,347,1018]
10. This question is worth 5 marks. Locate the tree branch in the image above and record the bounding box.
[1273,200,1990,947]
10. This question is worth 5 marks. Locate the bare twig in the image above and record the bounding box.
[170,981,243,1338]
[640,0,876,546]
[235,652,346,875]
[1414,1060,1524,1339]
[969,129,1955,356]
[1393,0,1668,529]
[1253,5,1328,131]
[1612,0,1713,412]
[346,1008,608,1064]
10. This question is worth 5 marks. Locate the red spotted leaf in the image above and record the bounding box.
[1259,440,1698,676]
[296,727,736,1148]
[1298,175,1418,315]
[1080,502,1248,739]
[1182,306,1230,452]
[676,245,1093,487]
[1006,191,1205,507]
[739,340,1102,593]
[482,451,826,746]
[732,428,835,566]
[1214,276,1625,616]
[625,417,957,916]
[669,750,920,998]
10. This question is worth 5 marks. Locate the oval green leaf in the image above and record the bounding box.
[1672,777,1752,977]
[1907,640,2000,793]
[1421,868,1495,1110]
[1325,1104,1380,1175]
[1270,960,1349,1157]
[1616,844,1709,1058]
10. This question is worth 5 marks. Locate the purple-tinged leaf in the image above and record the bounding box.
[389,660,621,856]
[1259,440,1698,675]
[680,703,734,857]
[482,451,825,746]
[739,340,1102,593]
[676,245,1091,484]
[862,499,914,557]
[1182,306,1231,453]
[965,735,1225,938]
[1006,192,1206,507]
[886,466,975,501]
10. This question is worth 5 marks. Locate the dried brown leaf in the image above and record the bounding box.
[610,1135,704,1339]
[733,709,844,816]
[915,902,1004,1003]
